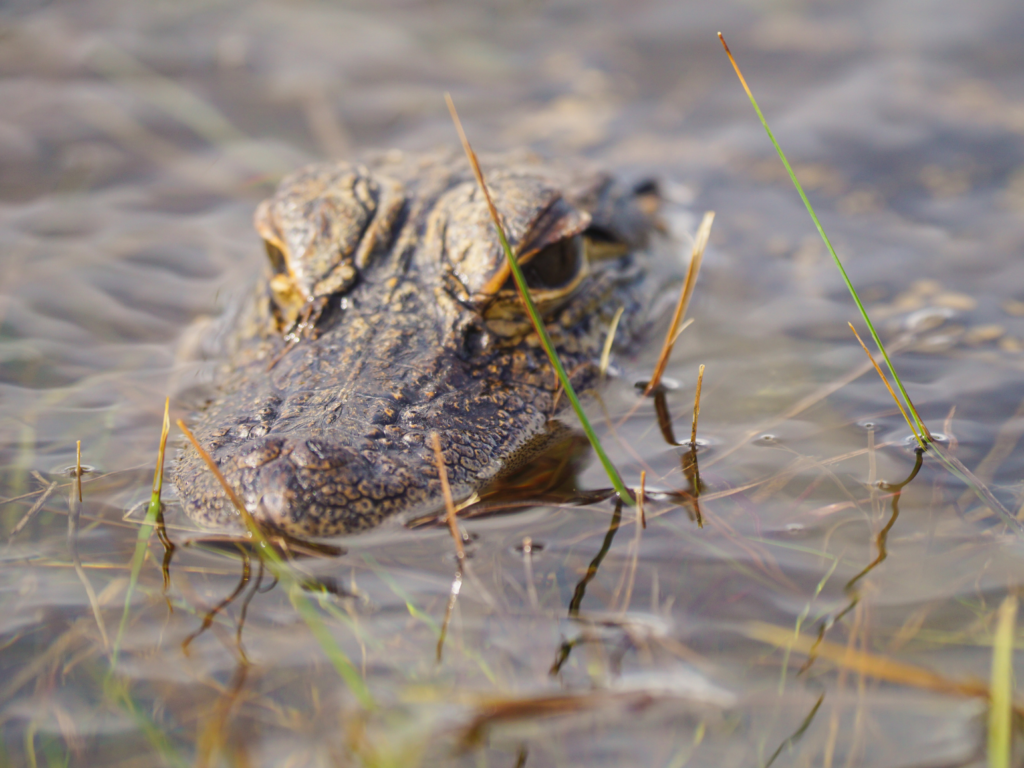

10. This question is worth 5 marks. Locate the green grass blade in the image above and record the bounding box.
[491,197,633,503]
[288,584,374,709]
[988,595,1017,768]
[848,322,926,450]
[111,398,170,667]
[720,34,1024,536]
[105,675,189,768]
[111,506,160,668]
[718,33,928,441]
[445,93,633,505]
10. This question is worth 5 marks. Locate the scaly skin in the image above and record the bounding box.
[172,149,656,535]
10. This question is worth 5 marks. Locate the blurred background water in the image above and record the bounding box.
[1,1,1024,766]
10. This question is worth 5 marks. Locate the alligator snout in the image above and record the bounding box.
[172,149,656,535]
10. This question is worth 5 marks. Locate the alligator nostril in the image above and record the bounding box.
[254,457,302,528]
[368,405,398,426]
[240,437,284,468]
[290,439,332,469]
[462,325,488,357]
[256,481,291,528]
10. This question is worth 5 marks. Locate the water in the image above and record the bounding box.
[2,0,1023,765]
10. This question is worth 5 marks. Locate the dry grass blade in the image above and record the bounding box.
[745,621,1021,711]
[430,432,465,563]
[436,566,463,664]
[460,689,657,748]
[150,398,171,510]
[960,393,1024,510]
[196,663,250,768]
[638,470,647,529]
[613,471,646,613]
[644,211,714,396]
[599,305,626,378]
[69,440,110,650]
[849,323,925,449]
[988,595,1017,768]
[690,364,705,447]
[430,432,466,662]
[2,619,89,702]
[76,441,83,503]
[670,316,695,346]
[7,479,57,542]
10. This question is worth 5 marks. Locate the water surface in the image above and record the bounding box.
[2,1,1024,765]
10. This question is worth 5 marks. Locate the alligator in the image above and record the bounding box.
[172,149,659,536]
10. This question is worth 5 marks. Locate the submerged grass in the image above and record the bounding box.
[445,93,634,505]
[68,440,109,650]
[762,692,824,768]
[746,621,1012,706]
[176,419,376,710]
[6,477,57,542]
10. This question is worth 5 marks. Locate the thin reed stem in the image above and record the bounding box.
[112,399,170,667]
[645,212,714,396]
[599,306,626,378]
[849,324,926,449]
[637,470,646,529]
[431,432,465,563]
[690,364,705,447]
[718,32,929,441]
[69,440,109,650]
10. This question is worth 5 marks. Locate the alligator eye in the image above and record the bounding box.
[507,234,584,292]
[486,233,588,332]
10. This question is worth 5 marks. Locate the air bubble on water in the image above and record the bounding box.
[61,464,96,477]
[903,432,949,448]
[514,540,544,555]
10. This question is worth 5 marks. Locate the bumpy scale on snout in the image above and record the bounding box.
[172,149,657,536]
